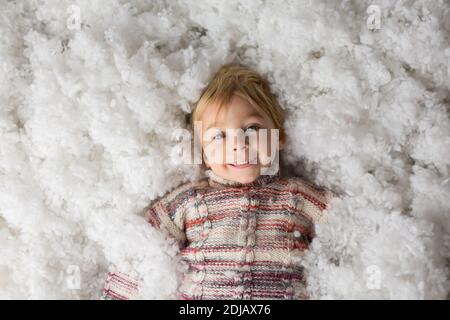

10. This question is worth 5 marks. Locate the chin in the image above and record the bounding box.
[235,176,258,184]
[227,166,260,183]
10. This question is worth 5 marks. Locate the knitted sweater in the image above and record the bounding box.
[101,169,335,300]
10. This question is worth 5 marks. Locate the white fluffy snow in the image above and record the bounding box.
[0,0,449,299]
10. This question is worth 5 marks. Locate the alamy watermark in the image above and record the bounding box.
[366,264,381,290]
[57,264,81,291]
[366,5,381,30]
[66,5,81,31]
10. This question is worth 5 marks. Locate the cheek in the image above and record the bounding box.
[210,162,227,170]
[209,163,229,177]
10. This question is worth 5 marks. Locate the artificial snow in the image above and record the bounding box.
[0,0,449,299]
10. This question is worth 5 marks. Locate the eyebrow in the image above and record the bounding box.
[205,113,265,131]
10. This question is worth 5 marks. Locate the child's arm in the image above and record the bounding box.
[98,183,199,299]
[144,182,203,248]
[289,177,336,225]
[99,271,140,300]
[145,197,187,248]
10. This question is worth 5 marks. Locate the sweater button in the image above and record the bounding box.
[293,230,301,238]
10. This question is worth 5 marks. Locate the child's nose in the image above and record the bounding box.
[233,143,248,151]
[232,139,248,152]
[229,131,248,150]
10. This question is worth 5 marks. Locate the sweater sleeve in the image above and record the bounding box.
[99,271,140,300]
[288,177,336,225]
[144,181,202,246]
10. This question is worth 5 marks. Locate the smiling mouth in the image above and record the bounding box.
[228,160,257,168]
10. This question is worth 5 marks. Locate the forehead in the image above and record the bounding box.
[201,95,267,125]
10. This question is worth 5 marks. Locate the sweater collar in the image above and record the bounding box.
[205,169,280,188]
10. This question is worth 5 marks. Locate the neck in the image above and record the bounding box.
[205,168,280,188]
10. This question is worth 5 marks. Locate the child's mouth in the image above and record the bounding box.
[228,161,256,169]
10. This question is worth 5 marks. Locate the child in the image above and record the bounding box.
[100,63,335,300]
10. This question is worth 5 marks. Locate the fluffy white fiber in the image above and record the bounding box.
[0,0,449,299]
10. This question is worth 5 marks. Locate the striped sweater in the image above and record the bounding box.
[101,169,335,300]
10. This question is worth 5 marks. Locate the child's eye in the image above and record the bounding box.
[244,125,260,134]
[204,128,225,142]
[212,131,224,140]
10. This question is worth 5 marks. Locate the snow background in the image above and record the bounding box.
[0,0,449,299]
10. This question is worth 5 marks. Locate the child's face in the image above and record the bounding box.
[200,95,284,184]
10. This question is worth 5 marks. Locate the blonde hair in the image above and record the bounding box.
[191,63,286,143]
